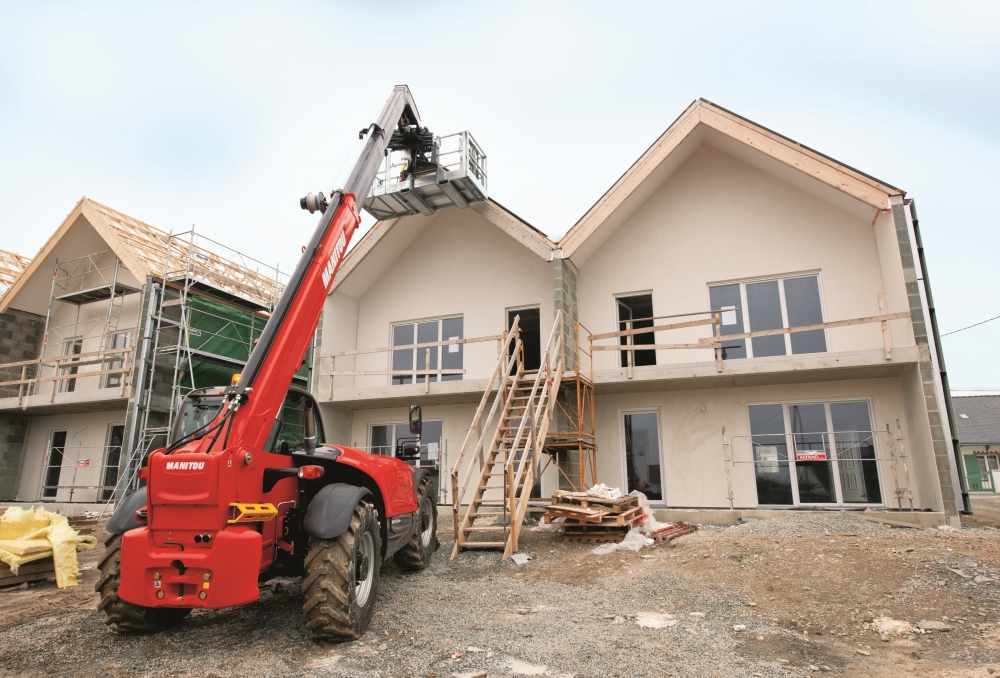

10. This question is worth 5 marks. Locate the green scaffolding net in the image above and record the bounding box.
[176,295,311,393]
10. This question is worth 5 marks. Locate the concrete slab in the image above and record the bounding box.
[651,507,947,528]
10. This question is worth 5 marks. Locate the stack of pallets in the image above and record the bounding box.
[543,490,646,542]
[0,558,55,588]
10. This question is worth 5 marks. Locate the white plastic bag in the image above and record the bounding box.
[629,490,671,534]
[591,528,653,555]
[586,483,622,500]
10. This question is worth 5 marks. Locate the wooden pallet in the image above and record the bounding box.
[0,558,55,588]
[551,491,638,512]
[543,505,609,524]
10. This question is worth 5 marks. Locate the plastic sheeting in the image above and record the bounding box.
[0,507,97,588]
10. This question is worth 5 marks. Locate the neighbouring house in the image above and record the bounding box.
[0,248,31,296]
[0,198,306,509]
[954,395,1000,493]
[316,99,966,533]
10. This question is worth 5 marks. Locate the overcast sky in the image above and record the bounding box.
[1,1,999,389]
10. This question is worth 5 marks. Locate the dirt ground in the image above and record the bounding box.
[2,509,1000,677]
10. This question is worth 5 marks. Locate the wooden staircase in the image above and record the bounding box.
[450,312,564,560]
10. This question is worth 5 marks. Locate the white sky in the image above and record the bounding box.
[1,1,999,388]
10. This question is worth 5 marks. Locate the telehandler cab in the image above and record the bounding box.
[98,86,438,640]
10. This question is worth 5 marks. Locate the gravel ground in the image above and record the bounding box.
[722,512,885,535]
[3,511,1000,677]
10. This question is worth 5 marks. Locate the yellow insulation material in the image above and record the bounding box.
[0,507,97,588]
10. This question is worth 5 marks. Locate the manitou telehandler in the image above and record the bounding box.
[98,86,438,640]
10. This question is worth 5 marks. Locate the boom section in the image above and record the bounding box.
[181,85,420,454]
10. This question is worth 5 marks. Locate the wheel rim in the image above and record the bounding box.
[420,497,434,547]
[355,531,375,607]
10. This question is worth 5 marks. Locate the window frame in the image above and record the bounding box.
[617,407,665,506]
[744,397,883,507]
[614,291,656,368]
[368,419,443,466]
[388,314,464,386]
[708,271,829,360]
[40,428,68,500]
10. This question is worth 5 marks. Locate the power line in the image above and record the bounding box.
[941,314,1000,337]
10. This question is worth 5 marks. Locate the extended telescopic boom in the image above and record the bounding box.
[177,85,422,454]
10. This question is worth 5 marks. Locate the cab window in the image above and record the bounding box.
[270,392,323,453]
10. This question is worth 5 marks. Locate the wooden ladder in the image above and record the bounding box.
[451,312,565,560]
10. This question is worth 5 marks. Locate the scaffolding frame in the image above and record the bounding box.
[109,227,296,503]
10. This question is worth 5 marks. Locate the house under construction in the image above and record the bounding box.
[0,198,310,507]
[0,99,969,559]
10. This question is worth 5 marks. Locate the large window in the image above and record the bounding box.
[104,331,134,388]
[42,430,67,499]
[748,400,881,506]
[370,420,442,466]
[710,275,826,360]
[391,316,463,385]
[623,411,662,501]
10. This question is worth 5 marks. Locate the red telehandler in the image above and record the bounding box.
[97,85,438,640]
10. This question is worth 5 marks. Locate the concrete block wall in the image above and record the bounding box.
[0,308,45,398]
[0,414,29,501]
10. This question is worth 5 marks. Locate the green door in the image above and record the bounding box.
[966,454,988,492]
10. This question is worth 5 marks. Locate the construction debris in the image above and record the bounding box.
[544,489,646,542]
[648,522,698,543]
[0,507,97,588]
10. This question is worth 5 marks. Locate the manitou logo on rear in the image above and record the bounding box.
[321,232,348,289]
[165,461,205,470]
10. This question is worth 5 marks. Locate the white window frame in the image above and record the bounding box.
[39,427,68,500]
[744,397,884,507]
[388,314,463,386]
[708,271,829,359]
[613,290,655,369]
[618,407,666,506]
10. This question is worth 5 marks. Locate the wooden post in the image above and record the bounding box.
[452,471,460,546]
[18,364,25,406]
[330,355,342,400]
[507,462,517,552]
[425,346,431,394]
[626,320,633,380]
[878,293,892,360]
[51,359,59,402]
[714,312,724,373]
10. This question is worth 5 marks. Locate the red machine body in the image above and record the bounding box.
[109,87,431,617]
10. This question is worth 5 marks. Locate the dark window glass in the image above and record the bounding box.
[271,391,309,453]
[43,430,67,499]
[830,401,880,504]
[416,320,439,383]
[508,308,541,371]
[101,425,125,501]
[746,281,785,357]
[391,324,414,385]
[749,404,792,505]
[104,332,133,388]
[370,425,392,455]
[618,295,655,367]
[624,412,662,500]
[709,284,746,360]
[441,317,464,381]
[789,403,835,503]
[784,276,827,355]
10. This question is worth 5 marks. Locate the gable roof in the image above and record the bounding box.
[558,98,904,262]
[331,198,555,296]
[0,248,31,295]
[0,197,283,312]
[954,396,1000,445]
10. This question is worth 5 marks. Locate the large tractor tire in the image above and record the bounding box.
[393,475,437,571]
[302,501,381,641]
[96,534,190,633]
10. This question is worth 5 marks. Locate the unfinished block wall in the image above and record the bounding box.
[0,414,29,501]
[0,308,45,398]
[553,256,578,371]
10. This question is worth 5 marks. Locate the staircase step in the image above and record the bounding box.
[458,541,507,548]
[463,526,509,533]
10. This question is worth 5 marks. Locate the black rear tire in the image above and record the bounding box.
[302,501,381,641]
[95,534,190,633]
[393,474,437,571]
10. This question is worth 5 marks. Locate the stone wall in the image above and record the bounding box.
[0,307,45,398]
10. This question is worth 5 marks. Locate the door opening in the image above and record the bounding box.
[623,412,662,501]
[617,295,655,367]
[507,307,541,371]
